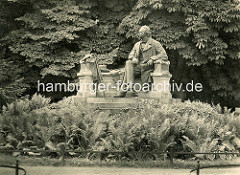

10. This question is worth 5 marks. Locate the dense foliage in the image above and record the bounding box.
[0,94,240,161]
[0,0,239,109]
[118,0,240,107]
[0,0,136,105]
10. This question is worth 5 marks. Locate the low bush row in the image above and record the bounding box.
[0,94,240,161]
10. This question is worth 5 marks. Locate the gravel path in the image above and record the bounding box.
[1,166,240,175]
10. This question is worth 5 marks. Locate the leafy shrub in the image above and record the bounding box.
[0,94,50,149]
[1,97,240,161]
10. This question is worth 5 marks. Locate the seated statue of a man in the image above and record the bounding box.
[115,25,168,97]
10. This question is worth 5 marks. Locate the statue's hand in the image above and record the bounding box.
[146,59,153,66]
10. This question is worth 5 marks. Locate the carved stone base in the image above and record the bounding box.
[72,96,173,109]
[77,63,96,98]
[148,60,172,99]
[76,61,173,104]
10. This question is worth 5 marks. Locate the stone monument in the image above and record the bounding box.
[73,25,173,108]
[73,58,173,108]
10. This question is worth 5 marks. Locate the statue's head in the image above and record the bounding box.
[138,25,151,41]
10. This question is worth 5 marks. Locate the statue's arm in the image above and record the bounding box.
[151,41,168,61]
[128,45,136,60]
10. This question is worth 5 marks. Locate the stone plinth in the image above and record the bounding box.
[87,97,138,109]
[148,60,172,99]
[72,96,172,109]
[77,63,96,99]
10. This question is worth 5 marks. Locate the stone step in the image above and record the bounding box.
[72,96,180,109]
[86,97,138,103]
[87,97,139,109]
[72,96,138,108]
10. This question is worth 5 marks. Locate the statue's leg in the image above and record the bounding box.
[114,60,136,97]
[140,65,154,92]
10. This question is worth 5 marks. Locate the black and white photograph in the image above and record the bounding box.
[0,0,240,174]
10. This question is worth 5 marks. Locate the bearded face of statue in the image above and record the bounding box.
[138,26,151,42]
[138,31,146,40]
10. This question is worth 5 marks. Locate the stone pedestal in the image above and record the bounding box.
[143,60,172,99]
[77,63,96,99]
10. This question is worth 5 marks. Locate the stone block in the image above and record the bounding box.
[153,60,170,73]
[86,97,139,109]
[77,63,96,98]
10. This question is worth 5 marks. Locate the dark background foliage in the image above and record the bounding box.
[0,0,240,110]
